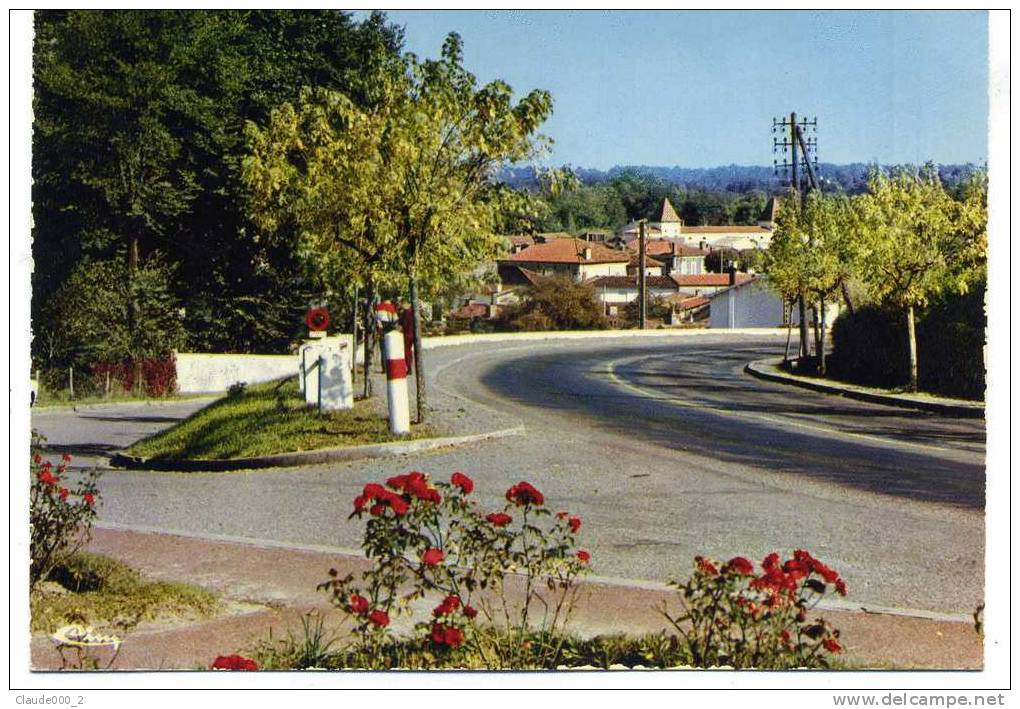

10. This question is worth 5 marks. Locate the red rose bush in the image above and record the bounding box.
[661,550,848,668]
[318,471,590,668]
[30,437,101,588]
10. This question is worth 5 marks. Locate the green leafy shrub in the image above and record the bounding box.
[496,277,607,331]
[661,550,847,669]
[30,436,101,588]
[829,278,986,400]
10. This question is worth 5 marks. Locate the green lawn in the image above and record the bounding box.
[126,377,436,461]
[31,553,218,634]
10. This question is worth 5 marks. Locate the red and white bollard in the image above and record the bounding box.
[382,329,411,435]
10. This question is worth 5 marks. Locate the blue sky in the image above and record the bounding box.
[369,10,988,169]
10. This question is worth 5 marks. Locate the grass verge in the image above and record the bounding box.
[125,377,437,461]
[31,552,218,634]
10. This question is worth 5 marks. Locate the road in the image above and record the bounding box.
[31,334,985,616]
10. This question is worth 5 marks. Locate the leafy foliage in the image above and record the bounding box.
[496,277,607,331]
[32,10,405,358]
[43,255,185,370]
[318,472,591,669]
[661,551,847,669]
[30,437,101,588]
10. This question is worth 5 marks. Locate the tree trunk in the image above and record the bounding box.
[840,281,855,316]
[128,236,142,396]
[409,271,426,424]
[906,305,918,392]
[798,294,809,363]
[350,286,359,380]
[818,299,827,375]
[783,301,793,363]
[362,284,375,399]
[811,302,821,363]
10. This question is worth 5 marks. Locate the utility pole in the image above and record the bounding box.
[638,219,647,329]
[773,113,819,364]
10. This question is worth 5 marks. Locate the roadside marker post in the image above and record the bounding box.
[382,329,411,435]
[318,343,354,412]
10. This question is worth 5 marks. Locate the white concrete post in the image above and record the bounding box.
[319,344,354,411]
[382,330,410,435]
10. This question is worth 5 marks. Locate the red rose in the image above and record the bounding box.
[368,609,390,627]
[568,516,582,533]
[370,503,385,517]
[556,511,568,519]
[33,453,42,465]
[353,495,368,513]
[576,550,591,563]
[783,559,809,579]
[58,488,69,501]
[83,493,95,506]
[431,623,447,645]
[835,579,848,596]
[348,594,370,615]
[780,630,791,645]
[363,482,388,499]
[822,637,842,653]
[695,555,719,576]
[443,626,464,648]
[37,470,57,487]
[725,556,755,576]
[211,654,258,671]
[450,472,474,494]
[463,605,478,619]
[433,595,460,617]
[506,481,544,507]
[61,453,72,463]
[486,512,512,527]
[762,552,780,571]
[422,548,445,566]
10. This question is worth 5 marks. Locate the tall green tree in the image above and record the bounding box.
[32,10,404,364]
[389,33,554,422]
[854,167,987,390]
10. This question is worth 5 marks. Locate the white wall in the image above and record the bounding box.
[175,353,299,393]
[578,261,628,280]
[709,280,840,329]
[176,334,363,393]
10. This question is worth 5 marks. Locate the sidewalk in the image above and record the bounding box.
[29,528,982,671]
[745,359,984,418]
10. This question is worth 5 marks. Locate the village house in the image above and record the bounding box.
[617,197,779,252]
[590,269,754,315]
[624,238,707,276]
[496,238,630,285]
[707,274,840,329]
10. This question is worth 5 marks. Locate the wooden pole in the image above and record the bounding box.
[638,220,647,330]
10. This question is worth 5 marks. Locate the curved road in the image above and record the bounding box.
[32,334,985,616]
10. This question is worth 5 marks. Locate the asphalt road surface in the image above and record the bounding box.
[31,334,985,616]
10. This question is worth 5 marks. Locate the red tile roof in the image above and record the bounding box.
[666,294,711,310]
[672,273,754,287]
[627,252,664,267]
[501,238,630,265]
[589,275,680,290]
[450,302,490,320]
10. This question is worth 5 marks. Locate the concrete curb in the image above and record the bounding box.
[31,395,221,416]
[108,425,525,472]
[745,359,984,418]
[421,327,787,351]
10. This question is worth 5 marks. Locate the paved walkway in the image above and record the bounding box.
[30,528,982,671]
